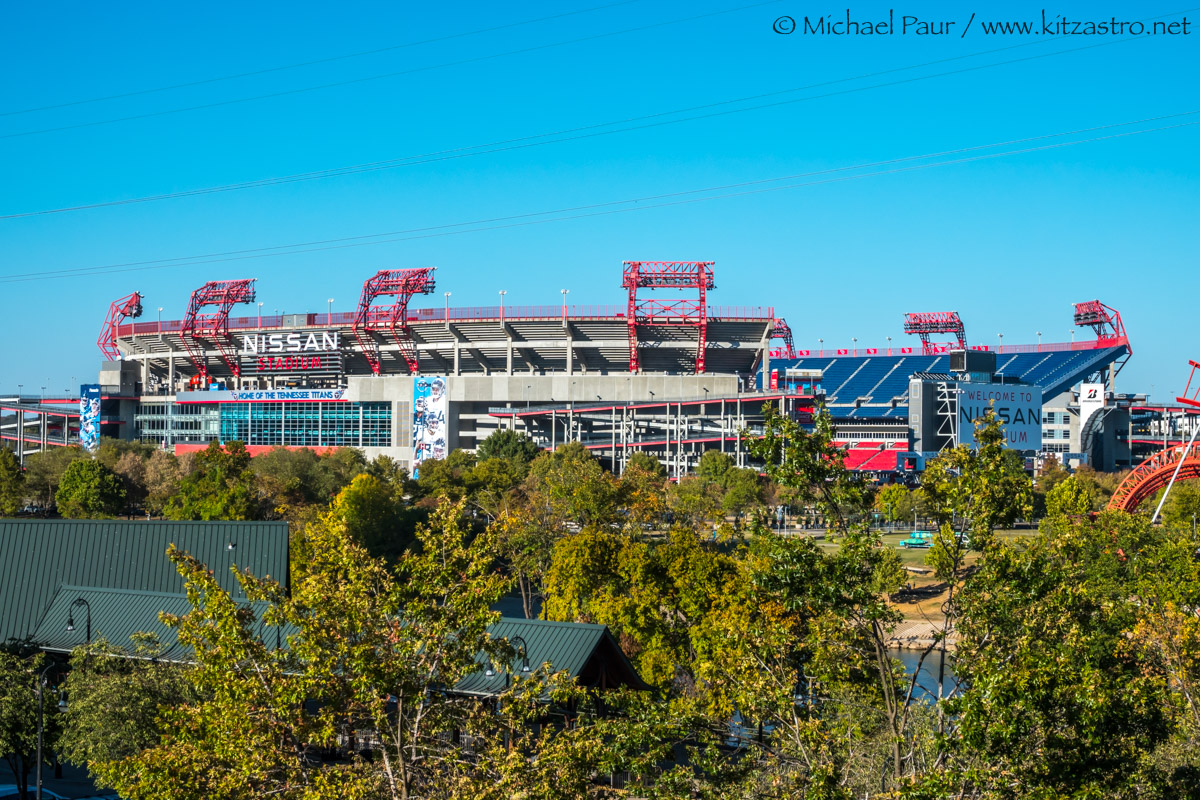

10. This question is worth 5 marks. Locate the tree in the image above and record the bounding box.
[0,652,57,800]
[56,459,127,518]
[22,446,87,508]
[58,636,196,783]
[525,444,618,528]
[618,453,668,531]
[720,467,764,518]
[1045,474,1096,518]
[475,429,541,470]
[163,441,261,521]
[324,473,418,564]
[875,483,914,529]
[112,451,149,514]
[952,512,1174,797]
[143,450,182,516]
[1160,479,1200,533]
[414,448,477,503]
[696,449,734,483]
[0,447,23,516]
[93,498,510,800]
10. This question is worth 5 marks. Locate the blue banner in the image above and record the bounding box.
[79,384,102,453]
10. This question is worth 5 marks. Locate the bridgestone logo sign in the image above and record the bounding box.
[239,331,343,375]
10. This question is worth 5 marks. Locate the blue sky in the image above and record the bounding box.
[1,1,1195,400]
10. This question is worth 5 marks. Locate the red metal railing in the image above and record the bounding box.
[116,305,777,336]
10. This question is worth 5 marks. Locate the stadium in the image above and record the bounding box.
[1,261,1139,477]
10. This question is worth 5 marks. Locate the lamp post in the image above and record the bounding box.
[66,597,92,643]
[851,337,858,356]
[257,302,263,327]
[34,662,58,800]
[327,298,334,321]
[1070,329,1075,344]
[157,306,163,332]
[444,291,451,321]
[997,333,1003,353]
[1036,331,1042,348]
[498,290,507,321]
[886,335,892,356]
[817,338,823,356]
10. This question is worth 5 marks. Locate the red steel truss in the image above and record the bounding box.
[622,261,715,373]
[1108,438,1200,512]
[1073,300,1129,351]
[97,292,143,361]
[903,311,966,355]
[772,317,796,359]
[1179,360,1200,409]
[180,280,257,378]
[353,268,437,374]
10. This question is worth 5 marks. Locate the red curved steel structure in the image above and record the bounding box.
[1108,359,1200,513]
[1107,445,1200,513]
[352,268,437,375]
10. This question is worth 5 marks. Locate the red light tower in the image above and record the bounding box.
[97,292,143,361]
[180,280,257,378]
[622,261,715,373]
[772,317,796,359]
[353,268,437,375]
[903,311,966,355]
[1073,300,1129,351]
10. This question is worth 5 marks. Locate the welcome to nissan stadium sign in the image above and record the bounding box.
[239,331,343,376]
[958,385,1043,450]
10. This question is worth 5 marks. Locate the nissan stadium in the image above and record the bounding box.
[0,261,1135,477]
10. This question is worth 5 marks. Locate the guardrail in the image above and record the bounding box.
[116,305,778,336]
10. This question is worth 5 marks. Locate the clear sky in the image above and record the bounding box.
[1,1,1195,400]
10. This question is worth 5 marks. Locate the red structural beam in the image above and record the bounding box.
[1073,300,1129,352]
[180,280,257,378]
[903,311,966,355]
[97,292,143,361]
[353,268,437,375]
[1179,360,1200,409]
[772,317,796,359]
[622,261,715,373]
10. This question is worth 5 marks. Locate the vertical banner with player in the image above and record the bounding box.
[411,376,447,478]
[79,384,102,453]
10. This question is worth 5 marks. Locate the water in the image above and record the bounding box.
[892,647,958,702]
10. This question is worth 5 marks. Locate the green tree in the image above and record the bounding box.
[143,449,182,517]
[0,652,58,800]
[875,483,914,529]
[1045,474,1096,518]
[58,636,196,784]
[325,473,418,564]
[475,429,541,470]
[414,448,477,503]
[525,444,618,528]
[0,447,24,516]
[1160,479,1200,534]
[163,441,261,521]
[22,446,87,507]
[56,458,127,518]
[952,512,1173,798]
[94,497,510,800]
[720,466,764,518]
[696,449,734,482]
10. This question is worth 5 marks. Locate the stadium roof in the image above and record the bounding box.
[0,519,289,645]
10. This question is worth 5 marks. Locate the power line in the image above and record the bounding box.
[0,0,782,140]
[0,27,1172,220]
[2,114,1193,285]
[0,0,644,117]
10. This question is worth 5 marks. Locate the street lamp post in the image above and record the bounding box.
[851,337,858,356]
[498,290,507,321]
[1036,331,1042,348]
[257,302,263,327]
[35,662,58,800]
[444,291,451,321]
[66,597,92,644]
[157,306,163,332]
[817,338,823,356]
[886,335,892,355]
[997,333,1004,353]
[561,288,569,319]
[327,298,334,321]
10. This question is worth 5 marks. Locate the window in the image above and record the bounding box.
[218,401,392,448]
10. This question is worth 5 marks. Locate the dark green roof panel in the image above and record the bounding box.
[0,519,289,645]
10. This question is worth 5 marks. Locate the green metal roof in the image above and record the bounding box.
[0,519,289,645]
[458,617,649,695]
[31,585,281,660]
[28,583,647,695]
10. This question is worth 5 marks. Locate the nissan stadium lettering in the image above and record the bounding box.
[241,331,340,354]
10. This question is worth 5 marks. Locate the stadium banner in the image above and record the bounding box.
[175,389,347,402]
[412,376,448,478]
[958,385,1043,450]
[79,384,101,453]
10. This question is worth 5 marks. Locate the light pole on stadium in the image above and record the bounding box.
[886,335,892,356]
[561,289,569,320]
[157,306,163,331]
[852,337,857,356]
[997,333,1004,353]
[327,298,334,321]
[444,292,451,321]
[257,302,263,328]
[499,290,507,321]
[1037,331,1042,349]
